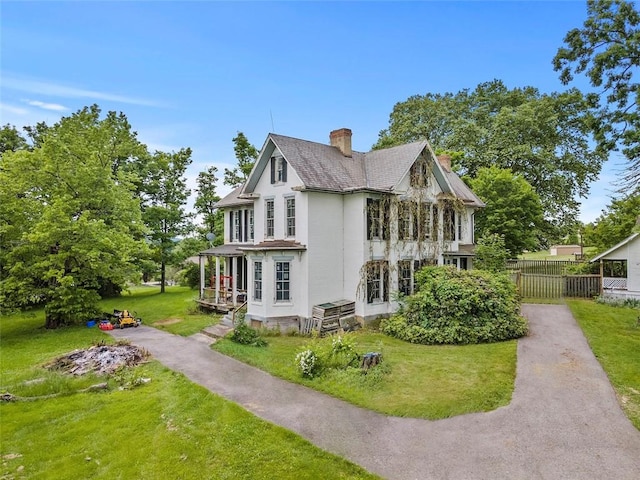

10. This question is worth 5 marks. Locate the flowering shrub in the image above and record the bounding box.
[295,333,361,378]
[295,349,321,378]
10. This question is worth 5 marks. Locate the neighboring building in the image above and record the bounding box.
[590,232,640,300]
[198,128,484,329]
[550,245,582,256]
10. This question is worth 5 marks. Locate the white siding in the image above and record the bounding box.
[305,192,344,316]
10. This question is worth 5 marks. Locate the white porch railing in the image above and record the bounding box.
[603,277,627,290]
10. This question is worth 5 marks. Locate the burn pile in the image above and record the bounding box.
[46,343,149,376]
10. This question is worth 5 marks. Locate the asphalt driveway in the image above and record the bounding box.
[110,304,640,479]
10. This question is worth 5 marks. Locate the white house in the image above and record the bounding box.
[198,128,485,329]
[590,232,640,300]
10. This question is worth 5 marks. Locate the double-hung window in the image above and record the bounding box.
[444,205,456,241]
[275,261,290,301]
[366,198,389,240]
[398,260,412,296]
[265,199,274,239]
[398,202,411,240]
[286,197,295,237]
[233,209,241,242]
[366,261,389,304]
[249,209,254,241]
[253,261,262,301]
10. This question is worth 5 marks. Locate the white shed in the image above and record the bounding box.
[590,232,640,300]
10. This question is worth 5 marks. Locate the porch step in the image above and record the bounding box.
[189,332,217,345]
[200,324,234,340]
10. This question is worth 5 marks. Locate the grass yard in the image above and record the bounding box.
[518,247,596,261]
[213,331,517,419]
[101,286,220,336]
[0,293,378,480]
[566,299,640,430]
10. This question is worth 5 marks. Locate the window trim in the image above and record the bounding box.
[285,197,295,238]
[366,261,389,304]
[398,260,412,296]
[253,260,262,301]
[265,199,274,239]
[270,156,288,184]
[275,260,291,302]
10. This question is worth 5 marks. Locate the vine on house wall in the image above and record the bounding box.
[356,152,469,302]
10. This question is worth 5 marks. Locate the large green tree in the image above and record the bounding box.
[0,124,28,155]
[140,149,194,293]
[223,132,258,187]
[0,106,149,328]
[554,0,640,191]
[468,166,545,256]
[584,193,640,251]
[375,80,606,231]
[194,165,223,243]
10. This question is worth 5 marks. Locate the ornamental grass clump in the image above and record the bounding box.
[381,266,528,345]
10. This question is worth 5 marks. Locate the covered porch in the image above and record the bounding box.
[197,244,251,313]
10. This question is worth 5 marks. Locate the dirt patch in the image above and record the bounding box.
[46,343,149,376]
[153,318,182,326]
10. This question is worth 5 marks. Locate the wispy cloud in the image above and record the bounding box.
[0,102,29,115]
[25,100,68,112]
[3,75,162,107]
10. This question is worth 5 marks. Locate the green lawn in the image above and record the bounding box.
[100,286,220,336]
[213,332,517,419]
[566,299,640,429]
[518,247,596,261]
[0,289,377,480]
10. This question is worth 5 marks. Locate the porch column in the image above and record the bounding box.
[215,257,220,304]
[599,259,604,295]
[232,256,239,306]
[199,255,205,300]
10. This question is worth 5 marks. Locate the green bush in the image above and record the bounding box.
[381,266,528,344]
[229,316,267,347]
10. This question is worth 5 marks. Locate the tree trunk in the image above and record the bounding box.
[45,313,62,329]
[160,260,166,293]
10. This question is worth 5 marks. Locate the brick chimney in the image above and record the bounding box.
[437,154,452,172]
[330,128,352,157]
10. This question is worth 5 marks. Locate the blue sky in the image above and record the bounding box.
[0,0,627,222]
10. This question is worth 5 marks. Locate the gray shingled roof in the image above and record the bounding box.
[270,134,367,192]
[214,185,253,208]
[443,171,485,207]
[217,132,484,208]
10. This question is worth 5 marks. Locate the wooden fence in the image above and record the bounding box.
[506,259,591,275]
[510,272,601,299]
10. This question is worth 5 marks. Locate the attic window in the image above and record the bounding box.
[270,156,287,184]
[410,159,427,187]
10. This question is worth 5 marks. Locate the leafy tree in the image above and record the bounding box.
[22,121,50,149]
[554,0,640,190]
[375,80,606,230]
[468,166,545,256]
[223,132,258,187]
[140,149,194,293]
[194,165,223,243]
[474,233,510,272]
[0,124,28,155]
[584,193,640,251]
[0,106,149,328]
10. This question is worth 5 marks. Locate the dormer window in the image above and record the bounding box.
[270,156,287,184]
